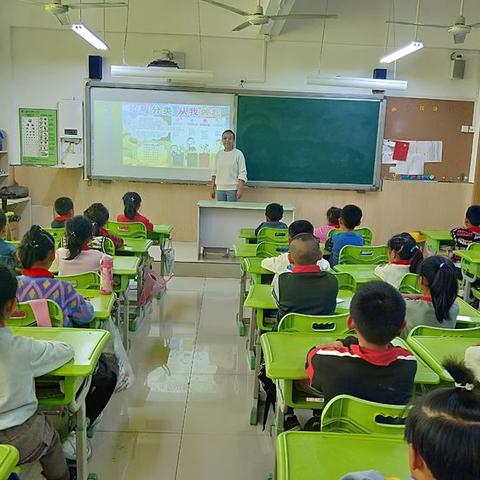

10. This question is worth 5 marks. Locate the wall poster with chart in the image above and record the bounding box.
[19,108,58,166]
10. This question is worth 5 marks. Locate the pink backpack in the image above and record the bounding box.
[139,267,173,307]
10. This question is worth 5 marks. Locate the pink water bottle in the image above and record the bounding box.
[100,255,114,294]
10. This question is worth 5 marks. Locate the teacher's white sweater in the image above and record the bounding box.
[212,149,247,191]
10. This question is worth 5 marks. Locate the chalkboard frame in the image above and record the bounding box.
[86,82,385,190]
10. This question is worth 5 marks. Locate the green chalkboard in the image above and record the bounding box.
[236,95,383,189]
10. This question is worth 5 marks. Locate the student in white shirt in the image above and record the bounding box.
[0,266,74,480]
[375,233,423,288]
[262,220,330,288]
[210,130,247,202]
[56,215,111,276]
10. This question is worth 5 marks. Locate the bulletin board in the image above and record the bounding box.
[382,97,474,181]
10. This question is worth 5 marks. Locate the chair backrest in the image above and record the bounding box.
[103,237,115,255]
[409,325,480,338]
[255,241,289,258]
[320,394,410,435]
[467,242,480,252]
[278,312,349,334]
[398,273,421,294]
[338,245,388,265]
[257,227,289,245]
[56,271,101,290]
[7,300,64,327]
[106,221,147,239]
[328,227,373,246]
[330,271,357,293]
[44,227,65,247]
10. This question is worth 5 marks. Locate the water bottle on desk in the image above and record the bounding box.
[100,255,113,294]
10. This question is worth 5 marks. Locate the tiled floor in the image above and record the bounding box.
[85,276,274,479]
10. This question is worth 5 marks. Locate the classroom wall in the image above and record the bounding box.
[13,166,473,243]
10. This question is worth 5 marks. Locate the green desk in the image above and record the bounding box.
[276,432,409,480]
[407,331,480,382]
[455,249,480,301]
[0,445,19,480]
[11,327,109,480]
[77,289,116,322]
[421,230,454,254]
[239,227,257,244]
[118,238,153,256]
[456,297,480,326]
[233,243,258,258]
[333,264,379,283]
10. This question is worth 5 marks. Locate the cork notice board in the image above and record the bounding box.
[383,97,474,181]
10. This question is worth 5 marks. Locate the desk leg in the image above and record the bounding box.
[160,237,166,278]
[120,291,129,351]
[237,269,247,336]
[247,308,257,370]
[76,400,88,480]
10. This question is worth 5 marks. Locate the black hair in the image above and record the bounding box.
[405,360,480,480]
[265,203,284,222]
[419,256,458,323]
[84,203,109,236]
[289,233,320,265]
[65,216,93,261]
[0,209,7,230]
[18,225,55,269]
[0,265,17,321]
[222,129,235,140]
[350,281,406,344]
[341,204,362,230]
[388,232,424,273]
[54,197,74,216]
[289,220,314,237]
[466,205,480,227]
[326,206,341,226]
[122,192,142,220]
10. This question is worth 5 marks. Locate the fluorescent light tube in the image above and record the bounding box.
[111,65,214,82]
[72,24,108,51]
[307,76,408,91]
[380,41,423,64]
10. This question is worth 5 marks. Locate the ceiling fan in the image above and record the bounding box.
[18,0,127,25]
[201,0,337,32]
[386,0,480,44]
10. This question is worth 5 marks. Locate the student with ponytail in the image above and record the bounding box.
[341,360,480,480]
[117,191,153,232]
[403,255,459,336]
[56,216,111,276]
[375,233,423,288]
[84,202,124,250]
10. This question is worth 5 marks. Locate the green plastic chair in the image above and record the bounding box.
[320,394,410,435]
[338,245,388,265]
[56,271,101,290]
[398,273,421,294]
[328,227,373,246]
[257,227,289,244]
[7,300,64,327]
[256,241,289,258]
[278,312,349,335]
[331,271,357,293]
[103,237,115,256]
[106,221,147,239]
[408,325,480,338]
[44,227,65,247]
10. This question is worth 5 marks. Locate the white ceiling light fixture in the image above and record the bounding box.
[380,0,424,64]
[72,23,108,50]
[307,76,408,91]
[110,65,214,82]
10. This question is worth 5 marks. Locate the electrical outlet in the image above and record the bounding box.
[461,125,470,133]
[469,126,475,133]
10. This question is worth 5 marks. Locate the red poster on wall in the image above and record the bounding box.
[393,141,410,161]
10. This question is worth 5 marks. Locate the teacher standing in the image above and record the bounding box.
[210,129,247,202]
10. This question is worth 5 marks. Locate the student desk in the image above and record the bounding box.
[276,432,409,480]
[11,327,110,480]
[239,227,257,244]
[197,201,295,258]
[455,249,480,301]
[76,289,116,325]
[257,332,439,432]
[421,230,454,254]
[118,238,153,257]
[148,224,173,276]
[0,445,19,480]
[407,332,480,382]
[333,264,379,283]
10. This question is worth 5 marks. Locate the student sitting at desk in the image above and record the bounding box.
[375,233,423,288]
[56,216,111,276]
[16,226,117,461]
[313,206,341,243]
[0,266,75,480]
[51,197,74,229]
[273,233,338,321]
[329,204,364,266]
[261,220,330,280]
[117,191,153,232]
[254,203,288,236]
[0,209,17,270]
[303,282,417,430]
[451,204,480,252]
[341,360,480,480]
[84,202,124,250]
[403,256,459,337]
